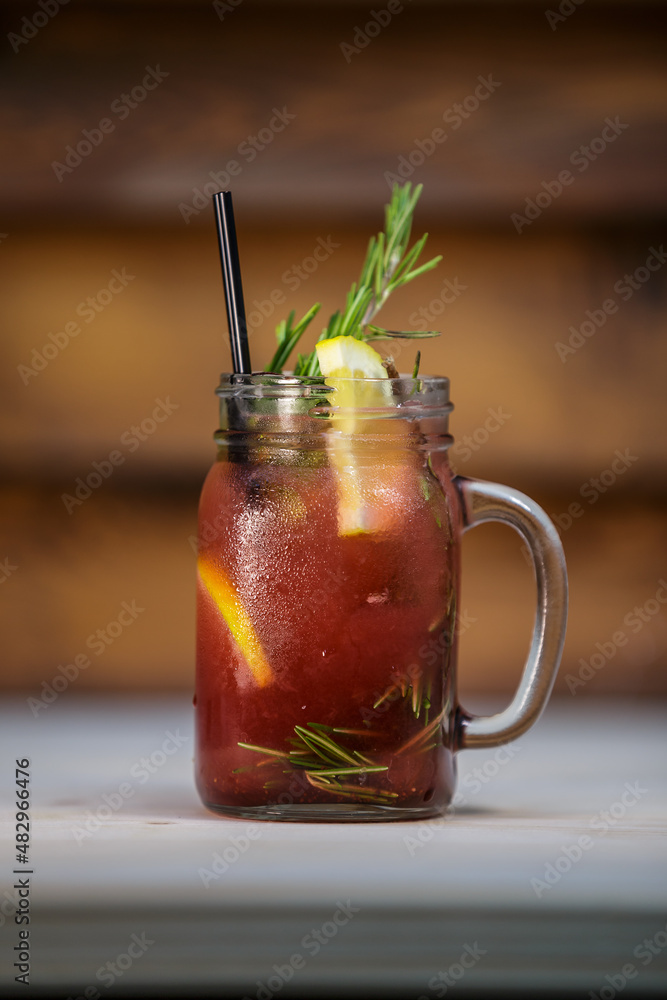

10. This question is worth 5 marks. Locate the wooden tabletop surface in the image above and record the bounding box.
[1,695,665,997]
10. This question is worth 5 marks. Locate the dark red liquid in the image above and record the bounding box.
[195,446,459,818]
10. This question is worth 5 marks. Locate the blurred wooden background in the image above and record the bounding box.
[1,0,666,700]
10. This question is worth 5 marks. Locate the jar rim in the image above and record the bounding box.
[216,372,451,399]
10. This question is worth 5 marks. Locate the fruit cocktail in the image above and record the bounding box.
[196,368,460,820]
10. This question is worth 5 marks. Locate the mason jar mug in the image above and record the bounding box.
[195,374,567,821]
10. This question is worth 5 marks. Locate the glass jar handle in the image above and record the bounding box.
[453,476,568,749]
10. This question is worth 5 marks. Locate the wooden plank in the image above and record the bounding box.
[1,227,665,486]
[1,485,666,696]
[1,3,666,222]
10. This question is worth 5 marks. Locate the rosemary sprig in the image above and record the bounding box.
[266,303,321,374]
[237,722,395,804]
[364,325,440,341]
[292,724,359,766]
[306,772,398,802]
[239,723,385,776]
[373,673,432,724]
[267,183,442,375]
[395,711,445,757]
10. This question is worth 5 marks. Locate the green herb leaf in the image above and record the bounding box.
[266,302,321,373]
[364,325,440,340]
[238,705,443,805]
[274,183,442,374]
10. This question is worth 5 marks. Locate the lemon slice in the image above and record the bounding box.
[198,554,273,687]
[316,336,396,535]
[316,336,388,380]
[316,335,391,420]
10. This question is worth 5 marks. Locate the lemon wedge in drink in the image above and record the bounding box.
[316,336,396,535]
[198,553,273,688]
[316,336,388,382]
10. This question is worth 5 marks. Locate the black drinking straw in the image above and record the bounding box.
[213,191,252,374]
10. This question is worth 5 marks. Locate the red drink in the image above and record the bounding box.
[195,375,460,820]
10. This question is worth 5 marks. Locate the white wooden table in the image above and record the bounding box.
[1,696,666,997]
